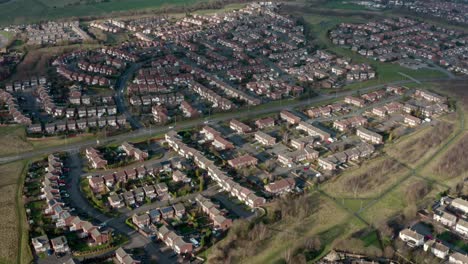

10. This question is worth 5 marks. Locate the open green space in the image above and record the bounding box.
[0,0,210,26]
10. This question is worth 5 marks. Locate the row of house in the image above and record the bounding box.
[200,126,235,150]
[318,142,375,171]
[108,182,168,208]
[195,194,233,230]
[37,154,110,254]
[399,228,468,263]
[85,147,107,169]
[165,131,266,208]
[132,203,185,228]
[27,115,127,134]
[0,89,31,125]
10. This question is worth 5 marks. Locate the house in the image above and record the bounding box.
[372,107,387,118]
[115,247,141,264]
[423,240,450,259]
[152,105,169,123]
[404,114,422,126]
[132,213,150,228]
[230,119,252,134]
[451,198,468,214]
[85,147,108,169]
[265,178,296,194]
[172,236,193,255]
[344,96,365,107]
[134,187,145,202]
[50,236,70,253]
[433,210,457,227]
[296,122,330,141]
[155,182,168,194]
[415,89,444,103]
[196,194,232,230]
[228,154,258,169]
[255,131,276,146]
[333,116,367,131]
[255,117,275,129]
[173,203,185,218]
[180,101,198,118]
[449,252,468,264]
[143,185,157,200]
[172,170,190,183]
[290,136,316,150]
[356,127,383,144]
[399,228,424,247]
[455,219,468,237]
[88,176,106,193]
[160,206,175,219]
[31,235,51,254]
[212,136,234,150]
[115,171,127,183]
[149,209,161,223]
[121,142,148,161]
[123,191,135,205]
[280,110,301,125]
[277,146,319,167]
[108,194,124,209]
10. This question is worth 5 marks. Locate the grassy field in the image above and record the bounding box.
[385,120,456,168]
[422,131,468,183]
[0,126,34,156]
[0,160,33,264]
[321,0,370,11]
[11,43,100,80]
[243,196,354,264]
[0,0,207,26]
[321,156,410,199]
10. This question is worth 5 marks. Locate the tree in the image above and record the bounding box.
[199,176,205,192]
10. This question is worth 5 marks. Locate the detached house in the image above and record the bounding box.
[399,228,424,247]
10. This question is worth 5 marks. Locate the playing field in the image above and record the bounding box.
[0,0,205,26]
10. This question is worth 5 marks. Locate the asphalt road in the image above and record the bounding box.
[67,152,175,263]
[1,77,448,165]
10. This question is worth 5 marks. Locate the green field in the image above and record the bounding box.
[0,0,207,26]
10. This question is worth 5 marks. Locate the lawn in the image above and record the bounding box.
[0,160,33,264]
[0,0,206,26]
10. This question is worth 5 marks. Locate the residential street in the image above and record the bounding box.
[67,151,174,263]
